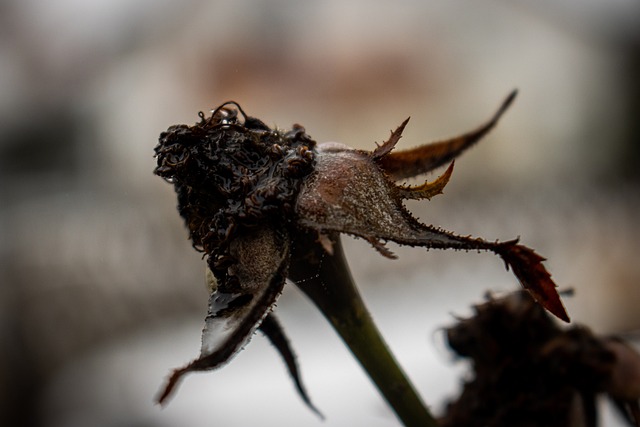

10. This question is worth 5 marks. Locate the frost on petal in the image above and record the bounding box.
[156,227,290,405]
[296,144,464,249]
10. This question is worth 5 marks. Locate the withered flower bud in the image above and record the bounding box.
[442,291,640,427]
[153,93,569,413]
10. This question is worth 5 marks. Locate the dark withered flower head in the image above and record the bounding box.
[155,102,316,261]
[153,93,569,413]
[442,291,640,427]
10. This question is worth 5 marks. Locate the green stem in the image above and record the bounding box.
[289,231,438,427]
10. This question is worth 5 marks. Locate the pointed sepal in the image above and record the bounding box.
[396,162,455,200]
[379,90,517,180]
[371,117,410,159]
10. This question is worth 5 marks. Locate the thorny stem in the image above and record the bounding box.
[290,231,439,427]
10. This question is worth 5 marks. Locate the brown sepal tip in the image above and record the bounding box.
[494,242,570,322]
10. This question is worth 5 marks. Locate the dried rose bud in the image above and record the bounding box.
[442,291,638,427]
[153,92,568,410]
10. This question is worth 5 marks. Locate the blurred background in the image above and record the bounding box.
[1,0,639,426]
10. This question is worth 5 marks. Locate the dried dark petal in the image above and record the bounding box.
[156,227,290,405]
